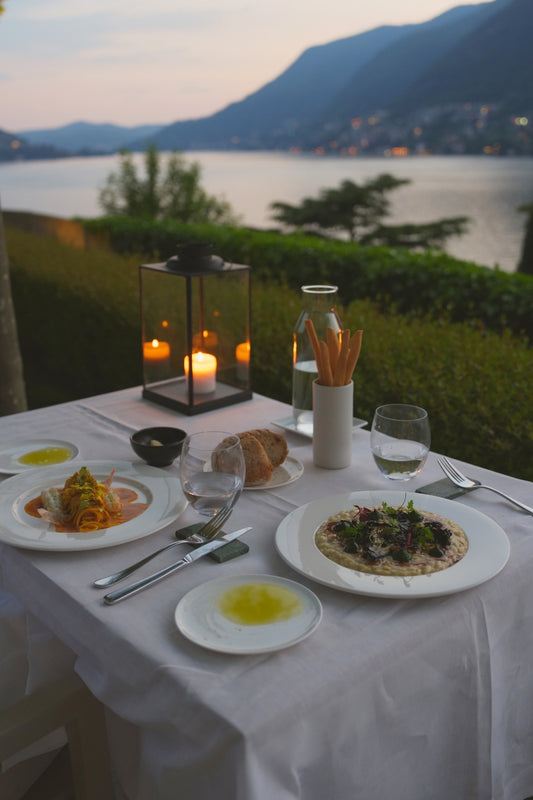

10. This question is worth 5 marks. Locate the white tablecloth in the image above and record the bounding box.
[1,387,533,800]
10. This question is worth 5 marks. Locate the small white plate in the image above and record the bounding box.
[244,456,304,491]
[272,415,367,439]
[0,439,79,474]
[175,574,322,654]
[275,490,510,599]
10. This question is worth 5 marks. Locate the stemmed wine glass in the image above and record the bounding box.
[179,431,245,517]
[370,404,430,481]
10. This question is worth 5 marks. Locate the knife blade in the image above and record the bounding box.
[103,526,252,605]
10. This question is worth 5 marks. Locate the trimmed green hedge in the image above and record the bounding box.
[6,224,533,481]
[7,227,141,407]
[83,216,533,341]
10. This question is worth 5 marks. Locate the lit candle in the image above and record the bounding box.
[143,339,171,382]
[235,341,250,380]
[193,330,219,350]
[143,338,170,364]
[184,351,217,394]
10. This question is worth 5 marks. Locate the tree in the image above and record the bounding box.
[0,1,27,415]
[517,202,533,275]
[270,173,470,251]
[271,174,409,241]
[361,218,469,250]
[99,146,240,225]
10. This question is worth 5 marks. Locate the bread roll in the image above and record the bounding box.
[245,429,288,468]
[237,431,273,486]
[214,429,288,487]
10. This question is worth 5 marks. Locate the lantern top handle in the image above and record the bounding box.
[166,242,225,274]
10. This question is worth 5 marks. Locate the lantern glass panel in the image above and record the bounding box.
[140,258,251,415]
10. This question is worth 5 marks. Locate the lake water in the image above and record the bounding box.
[1,152,532,272]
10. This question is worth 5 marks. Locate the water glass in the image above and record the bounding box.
[370,404,430,481]
[179,431,245,517]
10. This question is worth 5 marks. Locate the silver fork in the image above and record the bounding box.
[438,456,533,515]
[93,506,232,588]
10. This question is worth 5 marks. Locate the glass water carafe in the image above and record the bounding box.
[292,285,342,433]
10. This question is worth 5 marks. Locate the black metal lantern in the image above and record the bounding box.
[140,243,252,415]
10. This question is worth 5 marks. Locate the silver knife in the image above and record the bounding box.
[103,526,252,605]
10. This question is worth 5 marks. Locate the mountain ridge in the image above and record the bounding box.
[317,1,503,125]
[5,0,531,158]
[16,121,164,153]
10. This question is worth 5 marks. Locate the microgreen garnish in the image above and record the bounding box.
[328,501,453,566]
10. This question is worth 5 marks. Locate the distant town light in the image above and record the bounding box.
[368,115,379,126]
[351,118,362,128]
[11,140,21,149]
[413,127,423,136]
[514,116,528,127]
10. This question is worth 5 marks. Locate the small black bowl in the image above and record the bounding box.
[130,427,187,467]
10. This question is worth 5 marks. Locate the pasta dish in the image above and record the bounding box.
[25,466,147,533]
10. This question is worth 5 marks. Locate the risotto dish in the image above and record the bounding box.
[315,499,469,577]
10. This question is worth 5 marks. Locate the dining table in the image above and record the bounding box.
[1,385,532,800]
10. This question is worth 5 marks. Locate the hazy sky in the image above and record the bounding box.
[1,0,491,132]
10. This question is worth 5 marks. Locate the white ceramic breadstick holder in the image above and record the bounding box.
[312,380,353,469]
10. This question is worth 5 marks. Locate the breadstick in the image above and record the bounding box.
[304,318,323,383]
[326,327,340,377]
[344,330,363,384]
[319,340,333,386]
[333,329,350,386]
[344,333,361,385]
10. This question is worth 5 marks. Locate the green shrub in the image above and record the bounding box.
[83,216,533,340]
[6,225,533,481]
[7,227,142,405]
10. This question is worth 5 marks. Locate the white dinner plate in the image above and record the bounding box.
[275,490,510,599]
[0,439,79,474]
[244,456,304,491]
[272,415,367,439]
[0,460,186,551]
[175,574,323,654]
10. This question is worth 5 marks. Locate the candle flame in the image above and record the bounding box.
[151,339,160,348]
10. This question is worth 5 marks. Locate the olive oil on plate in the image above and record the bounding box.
[0,439,78,474]
[218,582,303,626]
[18,446,73,467]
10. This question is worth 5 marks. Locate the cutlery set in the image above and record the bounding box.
[102,526,252,604]
[93,505,253,604]
[93,506,233,588]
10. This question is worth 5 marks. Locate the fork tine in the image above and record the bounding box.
[438,456,455,481]
[438,456,463,486]
[441,456,465,483]
[199,506,232,540]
